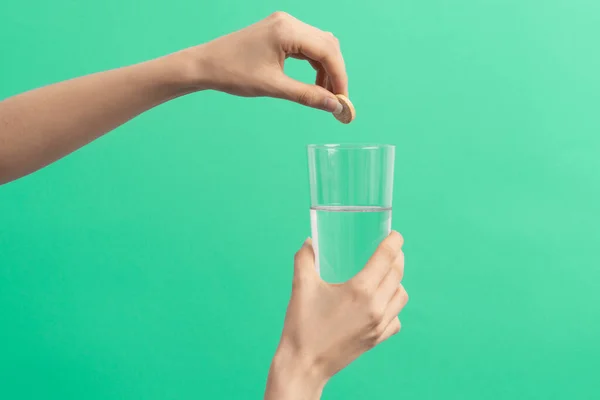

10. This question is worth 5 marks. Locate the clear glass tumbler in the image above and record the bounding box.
[307,144,395,283]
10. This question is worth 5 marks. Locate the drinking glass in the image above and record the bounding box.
[307,144,395,283]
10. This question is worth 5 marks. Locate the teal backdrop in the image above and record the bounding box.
[1,0,600,399]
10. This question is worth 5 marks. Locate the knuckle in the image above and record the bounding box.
[393,267,404,282]
[393,254,404,273]
[372,322,387,337]
[394,287,409,309]
[396,232,405,247]
[350,280,371,299]
[270,12,292,39]
[297,90,316,107]
[325,31,339,44]
[270,11,291,21]
[366,336,378,348]
[315,50,329,63]
[394,319,402,335]
[379,243,397,262]
[329,41,339,55]
[367,305,384,324]
[399,283,407,295]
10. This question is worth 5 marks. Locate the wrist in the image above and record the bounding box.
[265,344,327,400]
[141,47,210,99]
[161,45,213,94]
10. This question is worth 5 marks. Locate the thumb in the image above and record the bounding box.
[293,238,320,284]
[276,75,343,114]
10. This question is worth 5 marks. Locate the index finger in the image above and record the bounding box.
[297,27,348,96]
[353,231,404,288]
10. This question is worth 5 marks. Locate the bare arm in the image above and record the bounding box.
[0,54,195,184]
[0,12,347,185]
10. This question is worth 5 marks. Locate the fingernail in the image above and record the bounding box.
[324,98,343,114]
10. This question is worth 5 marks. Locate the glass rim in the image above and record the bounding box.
[307,143,394,150]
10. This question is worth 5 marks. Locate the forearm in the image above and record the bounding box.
[0,50,201,184]
[265,345,326,400]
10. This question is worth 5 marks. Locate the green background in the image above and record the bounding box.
[2,0,600,398]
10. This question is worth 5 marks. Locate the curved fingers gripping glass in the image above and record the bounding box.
[307,144,395,283]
